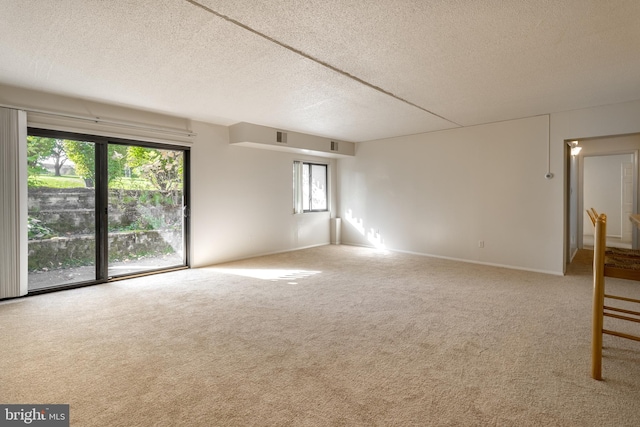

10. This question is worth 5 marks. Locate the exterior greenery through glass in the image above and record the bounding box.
[26,127,190,293]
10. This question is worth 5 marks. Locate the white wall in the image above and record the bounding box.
[338,115,559,274]
[0,84,334,269]
[6,84,640,276]
[338,99,640,275]
[190,120,334,266]
[582,154,631,238]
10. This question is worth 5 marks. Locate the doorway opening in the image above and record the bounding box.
[567,133,640,267]
[582,153,634,249]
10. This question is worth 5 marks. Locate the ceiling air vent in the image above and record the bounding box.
[276,131,287,144]
[331,141,339,151]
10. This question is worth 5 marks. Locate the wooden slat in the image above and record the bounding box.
[603,305,640,317]
[605,294,640,304]
[603,329,640,342]
[591,214,606,380]
[603,312,640,323]
[603,265,640,281]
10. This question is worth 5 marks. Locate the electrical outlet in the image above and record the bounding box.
[478,240,484,248]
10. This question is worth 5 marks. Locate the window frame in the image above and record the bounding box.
[293,161,328,214]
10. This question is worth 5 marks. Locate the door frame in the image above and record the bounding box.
[27,127,190,294]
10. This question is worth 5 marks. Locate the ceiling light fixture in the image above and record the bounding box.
[568,140,582,156]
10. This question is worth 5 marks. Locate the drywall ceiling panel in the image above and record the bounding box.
[200,0,640,127]
[1,0,639,141]
[0,0,453,141]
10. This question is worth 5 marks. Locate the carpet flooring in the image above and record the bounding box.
[1,245,639,426]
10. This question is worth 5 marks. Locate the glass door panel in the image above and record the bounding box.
[310,164,327,210]
[27,136,97,291]
[107,144,185,277]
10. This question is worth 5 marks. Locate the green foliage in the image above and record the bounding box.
[108,145,129,182]
[27,136,55,169]
[28,138,182,193]
[108,176,154,190]
[108,245,175,264]
[49,139,68,176]
[63,141,128,184]
[27,136,55,185]
[127,146,183,193]
[26,136,69,178]
[31,175,85,189]
[107,197,182,233]
[28,216,57,239]
[28,175,156,190]
[138,190,163,205]
[62,140,95,182]
[27,174,43,188]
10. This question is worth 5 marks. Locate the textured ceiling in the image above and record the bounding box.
[1,0,639,141]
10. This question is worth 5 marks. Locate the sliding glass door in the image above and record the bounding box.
[27,136,98,291]
[26,129,189,292]
[108,145,186,277]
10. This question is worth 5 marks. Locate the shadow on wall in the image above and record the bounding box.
[345,208,386,250]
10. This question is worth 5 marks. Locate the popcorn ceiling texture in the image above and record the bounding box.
[1,0,640,141]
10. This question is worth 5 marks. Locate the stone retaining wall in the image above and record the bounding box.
[28,187,182,234]
[28,230,182,271]
[28,188,183,271]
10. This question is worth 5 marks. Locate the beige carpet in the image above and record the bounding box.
[1,245,639,426]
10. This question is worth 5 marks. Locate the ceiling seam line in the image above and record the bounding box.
[184,0,462,128]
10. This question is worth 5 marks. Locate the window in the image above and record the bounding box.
[293,161,328,213]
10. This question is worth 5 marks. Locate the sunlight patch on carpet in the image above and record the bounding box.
[211,268,321,283]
